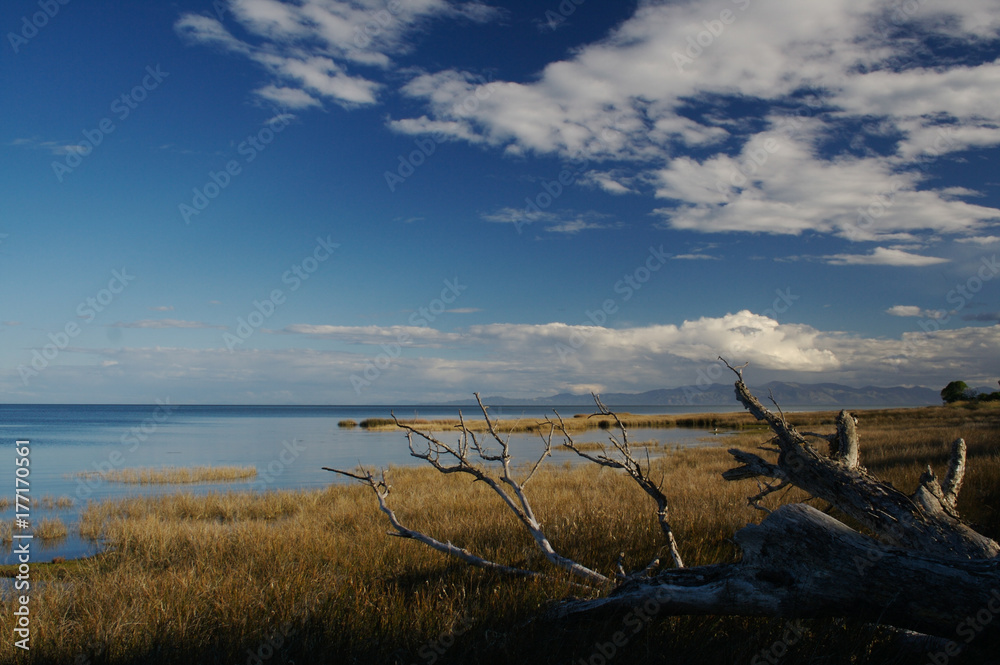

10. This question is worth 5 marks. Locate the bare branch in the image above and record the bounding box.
[722,448,786,482]
[557,397,684,569]
[324,466,540,578]
[374,404,610,585]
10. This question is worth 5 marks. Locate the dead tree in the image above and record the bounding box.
[326,393,684,586]
[328,364,1000,651]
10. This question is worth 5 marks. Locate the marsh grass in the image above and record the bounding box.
[551,439,663,453]
[3,405,998,664]
[74,465,257,485]
[34,518,69,541]
[360,411,776,433]
[38,495,74,510]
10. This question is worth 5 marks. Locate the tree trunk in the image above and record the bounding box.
[559,503,1000,650]
[557,368,1000,651]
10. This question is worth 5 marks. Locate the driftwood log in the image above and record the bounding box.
[329,360,1000,654]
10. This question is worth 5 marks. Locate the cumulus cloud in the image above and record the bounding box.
[389,0,1000,242]
[5,314,999,402]
[177,1,1000,243]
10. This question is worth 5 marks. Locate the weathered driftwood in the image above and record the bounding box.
[720,359,997,560]
[329,361,1000,649]
[558,502,1000,649]
[559,360,1000,649]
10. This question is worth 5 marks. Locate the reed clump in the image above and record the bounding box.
[38,495,75,510]
[35,518,69,541]
[2,404,997,664]
[74,465,257,485]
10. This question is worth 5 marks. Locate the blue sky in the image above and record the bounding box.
[2,0,999,404]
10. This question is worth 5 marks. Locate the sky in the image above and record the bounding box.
[1,0,999,404]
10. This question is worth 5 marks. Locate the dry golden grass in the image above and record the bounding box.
[74,465,257,485]
[38,495,75,510]
[34,517,69,541]
[360,411,773,433]
[1,404,997,664]
[551,438,663,453]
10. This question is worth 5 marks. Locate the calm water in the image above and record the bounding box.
[0,403,739,563]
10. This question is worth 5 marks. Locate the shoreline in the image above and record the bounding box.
[351,402,960,433]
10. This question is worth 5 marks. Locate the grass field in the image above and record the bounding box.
[1,402,998,664]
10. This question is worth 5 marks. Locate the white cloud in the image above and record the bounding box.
[823,247,949,267]
[255,84,321,109]
[672,254,719,261]
[177,1,1000,248]
[176,1,500,108]
[279,324,464,347]
[956,236,1000,246]
[110,319,227,330]
[6,315,998,403]
[886,305,923,317]
[389,0,1000,242]
[480,207,618,234]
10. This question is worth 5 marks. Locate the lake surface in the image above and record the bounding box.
[0,403,746,563]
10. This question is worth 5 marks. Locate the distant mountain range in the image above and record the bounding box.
[444,381,944,408]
